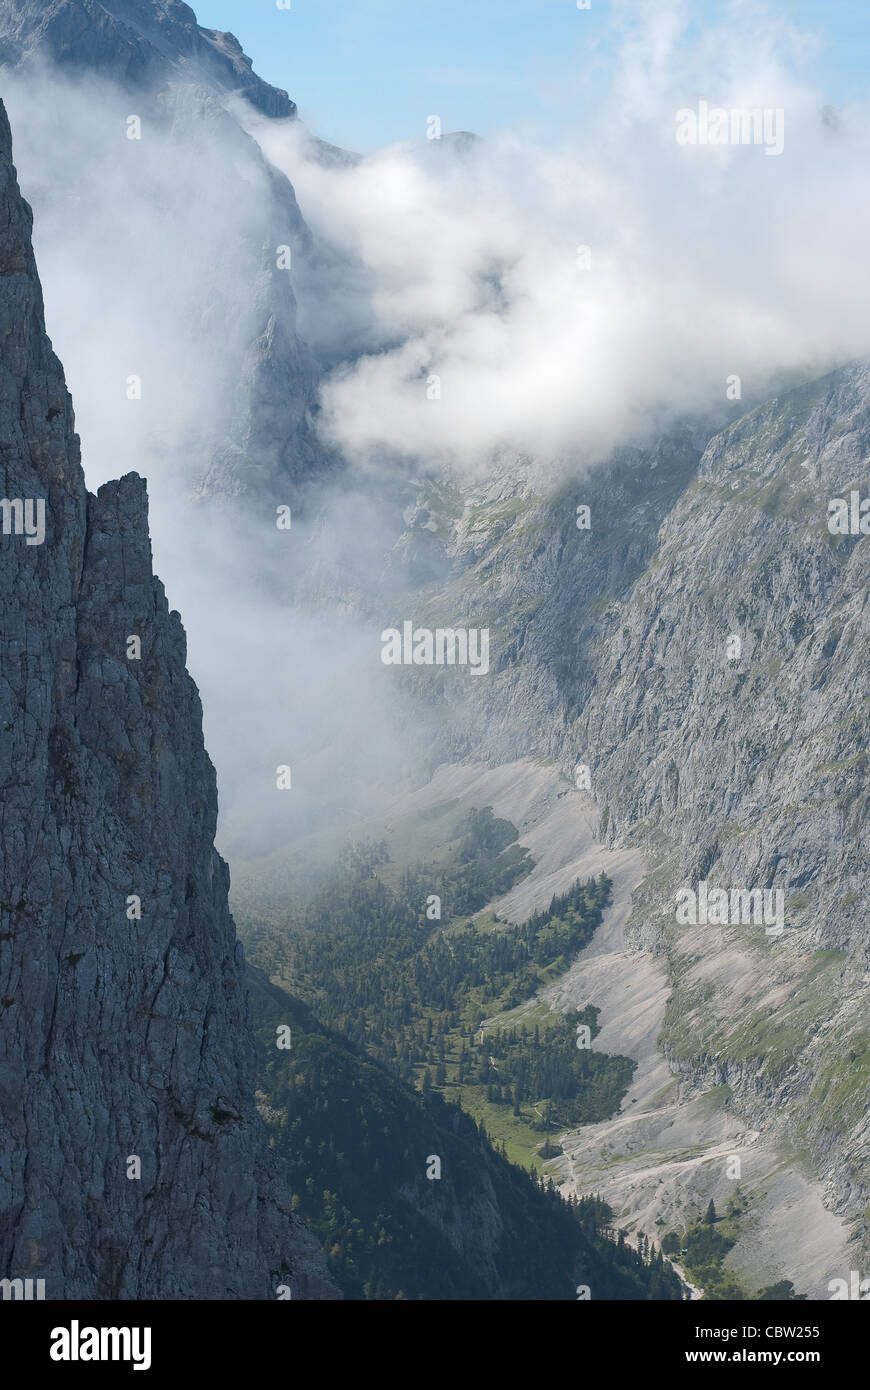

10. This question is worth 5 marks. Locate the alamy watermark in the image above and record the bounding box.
[829,1271,870,1299]
[828,490,870,535]
[50,1321,151,1370]
[1,497,45,545]
[381,622,490,675]
[675,881,785,936]
[1,1277,45,1299]
[676,102,785,156]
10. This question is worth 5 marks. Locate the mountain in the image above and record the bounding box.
[4,0,867,1300]
[0,0,336,503]
[0,0,296,117]
[248,967,682,1301]
[0,80,683,1304]
[571,369,870,1266]
[0,97,335,1299]
[385,372,870,1288]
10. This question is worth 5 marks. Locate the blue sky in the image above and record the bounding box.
[195,0,869,151]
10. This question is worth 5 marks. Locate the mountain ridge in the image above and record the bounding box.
[0,95,336,1298]
[0,0,297,117]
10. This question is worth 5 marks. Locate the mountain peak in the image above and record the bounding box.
[0,0,296,118]
[0,94,333,1298]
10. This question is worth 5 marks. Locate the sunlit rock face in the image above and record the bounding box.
[0,0,296,117]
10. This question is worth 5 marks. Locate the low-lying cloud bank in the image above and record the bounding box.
[250,0,870,478]
[3,0,868,854]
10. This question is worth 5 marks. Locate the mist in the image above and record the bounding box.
[3,0,869,864]
[247,0,870,477]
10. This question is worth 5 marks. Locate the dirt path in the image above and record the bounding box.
[672,1262,704,1301]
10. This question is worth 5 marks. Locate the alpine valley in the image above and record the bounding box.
[0,0,867,1303]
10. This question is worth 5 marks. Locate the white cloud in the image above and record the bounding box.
[4,0,869,852]
[247,0,870,478]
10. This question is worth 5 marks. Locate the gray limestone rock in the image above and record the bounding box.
[0,0,296,118]
[0,97,336,1299]
[410,374,870,1250]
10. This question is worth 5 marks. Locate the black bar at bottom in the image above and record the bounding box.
[1,1295,863,1377]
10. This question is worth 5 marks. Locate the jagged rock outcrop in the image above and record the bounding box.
[0,98,335,1298]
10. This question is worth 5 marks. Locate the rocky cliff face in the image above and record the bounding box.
[0,98,334,1299]
[4,0,865,1293]
[0,0,296,117]
[571,369,870,1245]
[403,370,870,1264]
